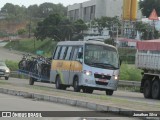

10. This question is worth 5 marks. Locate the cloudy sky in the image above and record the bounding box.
[1,0,88,9]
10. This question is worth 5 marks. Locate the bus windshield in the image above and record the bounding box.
[84,44,119,70]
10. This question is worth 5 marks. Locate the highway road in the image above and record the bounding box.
[0,93,141,120]
[0,93,87,120]
[0,93,90,111]
[1,77,160,109]
[0,47,22,61]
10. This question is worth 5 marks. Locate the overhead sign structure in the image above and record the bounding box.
[148,9,159,20]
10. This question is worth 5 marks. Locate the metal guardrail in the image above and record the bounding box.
[11,71,17,74]
[11,71,141,87]
[119,80,140,87]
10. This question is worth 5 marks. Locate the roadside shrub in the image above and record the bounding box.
[5,60,18,71]
[120,64,142,81]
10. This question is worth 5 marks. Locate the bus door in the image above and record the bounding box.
[69,46,83,85]
[60,46,72,85]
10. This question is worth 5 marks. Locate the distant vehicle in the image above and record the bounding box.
[0,61,10,80]
[136,40,160,99]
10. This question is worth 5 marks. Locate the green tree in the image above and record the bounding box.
[35,14,62,40]
[139,0,160,17]
[135,21,159,40]
[1,3,27,19]
[73,19,88,34]
[55,4,67,16]
[17,29,26,35]
[27,5,39,18]
[1,3,16,15]
[72,19,88,40]
[35,14,74,41]
[37,3,67,18]
[93,16,121,35]
[60,18,74,40]
[38,3,55,18]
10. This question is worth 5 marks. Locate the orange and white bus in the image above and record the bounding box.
[50,40,120,95]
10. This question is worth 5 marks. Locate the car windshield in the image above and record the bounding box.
[84,44,119,70]
[0,62,6,66]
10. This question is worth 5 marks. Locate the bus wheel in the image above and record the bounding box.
[143,80,152,98]
[55,76,62,89]
[5,77,9,80]
[61,85,67,90]
[73,77,80,92]
[29,77,34,85]
[106,90,113,96]
[152,80,160,99]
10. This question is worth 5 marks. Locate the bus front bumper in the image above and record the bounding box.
[80,79,119,91]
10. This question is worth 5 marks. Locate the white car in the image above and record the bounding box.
[0,61,10,80]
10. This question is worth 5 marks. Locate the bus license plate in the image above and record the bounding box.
[96,79,108,83]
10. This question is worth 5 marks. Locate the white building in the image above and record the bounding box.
[142,17,160,31]
[68,0,123,22]
[68,0,142,41]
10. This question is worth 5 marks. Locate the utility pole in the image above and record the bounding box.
[116,25,119,48]
[28,17,31,38]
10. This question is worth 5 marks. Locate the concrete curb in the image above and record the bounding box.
[0,87,156,119]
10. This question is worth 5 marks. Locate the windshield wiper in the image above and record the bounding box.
[85,62,95,66]
[92,62,118,69]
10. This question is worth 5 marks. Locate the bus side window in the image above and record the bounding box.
[59,46,67,60]
[72,47,79,60]
[63,47,68,59]
[52,47,57,59]
[78,47,83,63]
[77,47,83,59]
[65,46,72,60]
[54,46,61,59]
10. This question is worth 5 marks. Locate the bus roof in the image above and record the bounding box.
[57,41,116,49]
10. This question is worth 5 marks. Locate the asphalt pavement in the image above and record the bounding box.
[0,47,22,61]
[0,93,141,120]
[3,77,160,108]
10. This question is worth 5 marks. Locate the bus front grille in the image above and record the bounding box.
[94,74,111,80]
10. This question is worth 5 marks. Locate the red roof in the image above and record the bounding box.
[118,38,139,42]
[148,9,159,20]
[137,39,160,51]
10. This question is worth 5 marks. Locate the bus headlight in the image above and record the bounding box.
[6,69,10,73]
[114,75,118,80]
[84,70,92,76]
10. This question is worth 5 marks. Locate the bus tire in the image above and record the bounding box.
[29,77,34,85]
[152,80,160,99]
[106,89,113,96]
[73,77,80,92]
[55,76,62,89]
[61,85,67,90]
[5,77,9,80]
[143,80,152,98]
